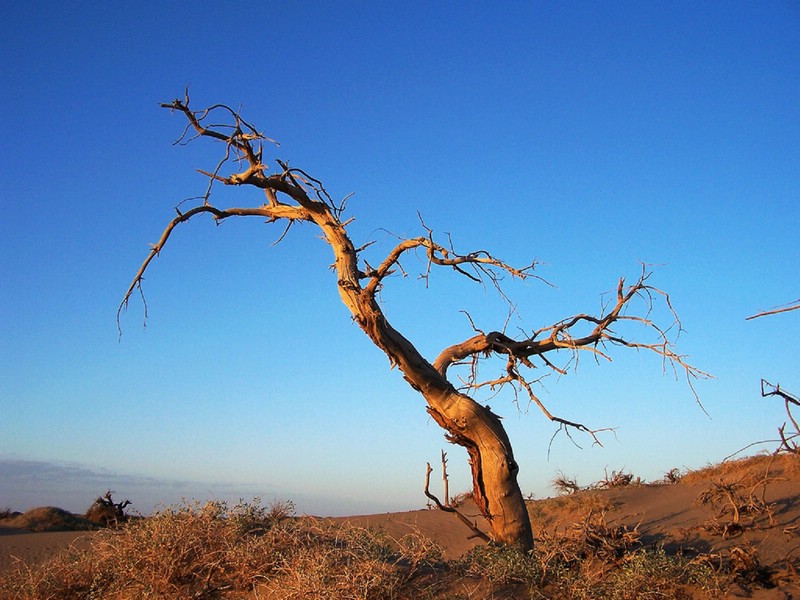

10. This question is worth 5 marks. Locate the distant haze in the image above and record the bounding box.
[0,457,399,517]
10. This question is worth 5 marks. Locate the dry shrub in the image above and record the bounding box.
[682,452,797,487]
[695,476,776,539]
[550,472,581,496]
[0,499,445,600]
[448,491,473,507]
[691,544,773,590]
[84,491,132,528]
[529,511,732,599]
[541,511,641,567]
[454,511,729,599]
[595,468,642,489]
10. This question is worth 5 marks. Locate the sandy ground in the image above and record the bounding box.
[1,453,798,598]
[330,499,490,560]
[0,527,95,574]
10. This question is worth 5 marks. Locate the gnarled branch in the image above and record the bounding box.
[117,203,313,333]
[433,267,711,438]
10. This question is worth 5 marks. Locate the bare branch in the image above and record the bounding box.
[361,222,543,302]
[761,379,800,454]
[747,299,800,320]
[424,463,491,543]
[117,203,313,334]
[728,380,800,458]
[433,266,711,440]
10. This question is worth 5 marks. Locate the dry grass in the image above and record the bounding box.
[0,499,447,600]
[682,451,799,486]
[0,496,776,600]
[4,454,799,598]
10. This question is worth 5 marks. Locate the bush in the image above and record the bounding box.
[0,499,445,600]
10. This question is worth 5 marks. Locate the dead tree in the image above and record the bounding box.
[119,94,708,551]
[85,491,131,527]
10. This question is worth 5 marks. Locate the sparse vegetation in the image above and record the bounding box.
[595,468,641,489]
[0,498,740,599]
[663,467,683,483]
[0,507,95,533]
[550,472,581,495]
[2,456,799,598]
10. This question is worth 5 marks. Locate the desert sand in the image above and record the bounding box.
[1,453,798,598]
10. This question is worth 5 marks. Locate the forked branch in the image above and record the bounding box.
[433,267,711,439]
[361,217,539,299]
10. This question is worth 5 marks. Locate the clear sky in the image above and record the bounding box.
[1,2,798,518]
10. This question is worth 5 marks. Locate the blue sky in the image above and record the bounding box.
[1,2,798,517]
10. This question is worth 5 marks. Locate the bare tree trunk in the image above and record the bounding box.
[316,212,534,549]
[428,389,533,548]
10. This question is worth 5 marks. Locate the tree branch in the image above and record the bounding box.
[424,463,491,543]
[746,299,800,320]
[361,221,541,301]
[117,203,313,333]
[433,266,711,439]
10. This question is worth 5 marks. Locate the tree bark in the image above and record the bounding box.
[307,202,534,550]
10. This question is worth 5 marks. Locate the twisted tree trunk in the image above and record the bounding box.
[305,197,534,549]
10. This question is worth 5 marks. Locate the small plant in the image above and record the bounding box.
[449,491,473,507]
[459,543,540,584]
[228,497,294,534]
[663,467,683,484]
[596,468,642,489]
[550,472,581,495]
